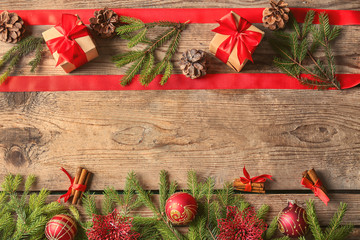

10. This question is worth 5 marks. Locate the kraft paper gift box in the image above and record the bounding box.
[42,14,98,73]
[209,11,265,72]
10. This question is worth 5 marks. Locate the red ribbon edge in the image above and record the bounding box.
[2,73,360,92]
[301,177,330,205]
[57,167,87,203]
[240,166,273,192]
[7,8,360,26]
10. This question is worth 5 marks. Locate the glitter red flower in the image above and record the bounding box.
[217,206,267,240]
[87,209,140,240]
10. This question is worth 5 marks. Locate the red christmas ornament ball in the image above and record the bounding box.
[45,214,77,240]
[165,192,197,225]
[278,201,309,238]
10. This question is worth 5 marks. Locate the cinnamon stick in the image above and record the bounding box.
[308,168,328,194]
[72,168,88,204]
[78,172,92,205]
[233,181,265,193]
[71,167,82,196]
[233,181,264,188]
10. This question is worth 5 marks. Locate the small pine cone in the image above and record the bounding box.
[89,7,120,38]
[180,49,207,79]
[262,0,290,30]
[0,11,25,43]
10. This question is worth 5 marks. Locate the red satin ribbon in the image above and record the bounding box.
[301,177,330,205]
[2,73,360,91]
[0,8,359,91]
[8,8,360,26]
[45,14,89,68]
[240,166,273,192]
[57,167,87,203]
[212,12,263,65]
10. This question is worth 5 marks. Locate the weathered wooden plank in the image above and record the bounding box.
[1,0,359,10]
[0,24,359,77]
[48,193,360,239]
[1,90,360,190]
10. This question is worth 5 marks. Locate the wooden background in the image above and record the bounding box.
[1,0,360,238]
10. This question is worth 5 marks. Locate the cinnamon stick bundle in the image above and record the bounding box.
[233,179,265,193]
[302,168,329,204]
[71,167,92,204]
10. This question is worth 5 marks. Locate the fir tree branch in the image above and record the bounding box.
[102,188,115,215]
[114,18,189,86]
[0,174,64,239]
[159,170,169,214]
[271,11,341,90]
[329,224,354,240]
[324,202,348,239]
[256,204,270,220]
[0,36,45,84]
[264,215,279,240]
[82,192,99,217]
[306,199,325,240]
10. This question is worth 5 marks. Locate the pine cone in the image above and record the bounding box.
[262,0,290,30]
[89,7,120,38]
[180,49,207,79]
[0,11,25,43]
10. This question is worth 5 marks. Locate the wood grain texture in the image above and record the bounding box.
[2,0,360,10]
[1,90,360,190]
[48,193,360,237]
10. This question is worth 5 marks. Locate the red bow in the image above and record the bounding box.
[301,177,330,205]
[212,12,263,65]
[240,166,273,192]
[57,167,87,203]
[46,14,89,68]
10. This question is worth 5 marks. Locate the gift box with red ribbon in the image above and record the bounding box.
[209,11,264,72]
[42,14,98,73]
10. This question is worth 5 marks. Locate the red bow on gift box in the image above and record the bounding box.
[57,167,87,203]
[46,14,89,68]
[240,166,273,192]
[301,177,330,205]
[212,12,263,65]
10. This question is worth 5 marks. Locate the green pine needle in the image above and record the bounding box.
[324,202,348,238]
[139,54,155,84]
[116,23,145,35]
[102,188,115,215]
[329,224,354,240]
[114,18,188,86]
[159,170,169,214]
[271,11,341,89]
[256,204,270,220]
[306,200,353,240]
[0,174,64,239]
[128,28,147,48]
[113,51,145,68]
[121,54,147,86]
[306,199,326,240]
[302,10,315,37]
[120,16,144,25]
[82,192,99,217]
[0,36,44,84]
[264,215,279,240]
